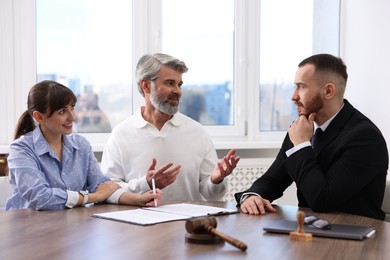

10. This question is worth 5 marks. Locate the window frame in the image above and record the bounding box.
[254,0,340,143]
[0,0,340,153]
[134,0,246,137]
[0,0,37,153]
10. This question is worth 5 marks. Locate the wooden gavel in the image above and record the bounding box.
[185,217,248,251]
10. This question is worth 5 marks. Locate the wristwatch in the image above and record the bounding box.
[79,190,89,205]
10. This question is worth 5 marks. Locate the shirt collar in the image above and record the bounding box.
[63,133,80,151]
[133,107,182,128]
[133,108,148,128]
[314,102,345,132]
[32,125,80,156]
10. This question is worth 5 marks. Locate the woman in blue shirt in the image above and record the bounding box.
[6,80,162,210]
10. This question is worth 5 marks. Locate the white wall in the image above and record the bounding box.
[341,0,390,149]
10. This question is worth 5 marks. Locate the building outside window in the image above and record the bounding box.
[36,0,133,133]
[0,0,339,148]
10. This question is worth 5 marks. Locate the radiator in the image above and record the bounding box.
[223,158,274,202]
[223,158,298,206]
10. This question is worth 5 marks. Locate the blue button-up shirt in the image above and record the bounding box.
[6,126,111,210]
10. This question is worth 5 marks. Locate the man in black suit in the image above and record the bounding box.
[235,54,388,220]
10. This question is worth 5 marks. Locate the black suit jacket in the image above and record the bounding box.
[235,100,389,220]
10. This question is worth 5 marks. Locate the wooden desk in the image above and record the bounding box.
[1,201,389,259]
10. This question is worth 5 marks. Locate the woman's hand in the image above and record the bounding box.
[93,181,121,202]
[140,189,163,207]
[118,188,164,207]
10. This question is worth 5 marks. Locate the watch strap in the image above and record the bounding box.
[79,190,89,205]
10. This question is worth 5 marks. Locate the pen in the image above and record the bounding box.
[152,177,157,207]
[207,210,239,217]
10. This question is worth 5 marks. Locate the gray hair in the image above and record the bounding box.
[136,53,188,96]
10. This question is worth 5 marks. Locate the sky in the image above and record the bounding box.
[37,0,312,88]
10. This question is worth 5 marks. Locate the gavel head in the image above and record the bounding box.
[185,217,217,234]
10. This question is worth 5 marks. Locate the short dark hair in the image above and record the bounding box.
[298,53,348,83]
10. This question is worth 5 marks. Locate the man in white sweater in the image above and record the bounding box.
[101,53,240,201]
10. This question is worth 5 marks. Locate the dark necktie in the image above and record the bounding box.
[311,128,323,148]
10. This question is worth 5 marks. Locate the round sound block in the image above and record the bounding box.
[185,233,224,244]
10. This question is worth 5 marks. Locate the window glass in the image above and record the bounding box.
[36,0,132,133]
[162,0,234,125]
[259,0,313,131]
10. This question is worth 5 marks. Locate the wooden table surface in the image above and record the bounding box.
[1,201,389,260]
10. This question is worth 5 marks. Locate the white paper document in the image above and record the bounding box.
[92,203,238,226]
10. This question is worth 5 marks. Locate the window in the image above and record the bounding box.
[1,0,340,151]
[36,0,133,133]
[255,0,340,142]
[259,0,312,131]
[162,0,234,126]
[258,0,339,133]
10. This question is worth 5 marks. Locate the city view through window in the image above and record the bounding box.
[37,0,133,133]
[37,0,314,134]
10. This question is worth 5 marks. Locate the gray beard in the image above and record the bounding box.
[150,89,179,116]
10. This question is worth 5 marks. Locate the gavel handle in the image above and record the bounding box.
[206,226,247,251]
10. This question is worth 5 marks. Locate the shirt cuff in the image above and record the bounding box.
[140,177,152,193]
[209,175,226,186]
[66,190,79,208]
[240,192,262,204]
[106,188,126,204]
[285,141,311,157]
